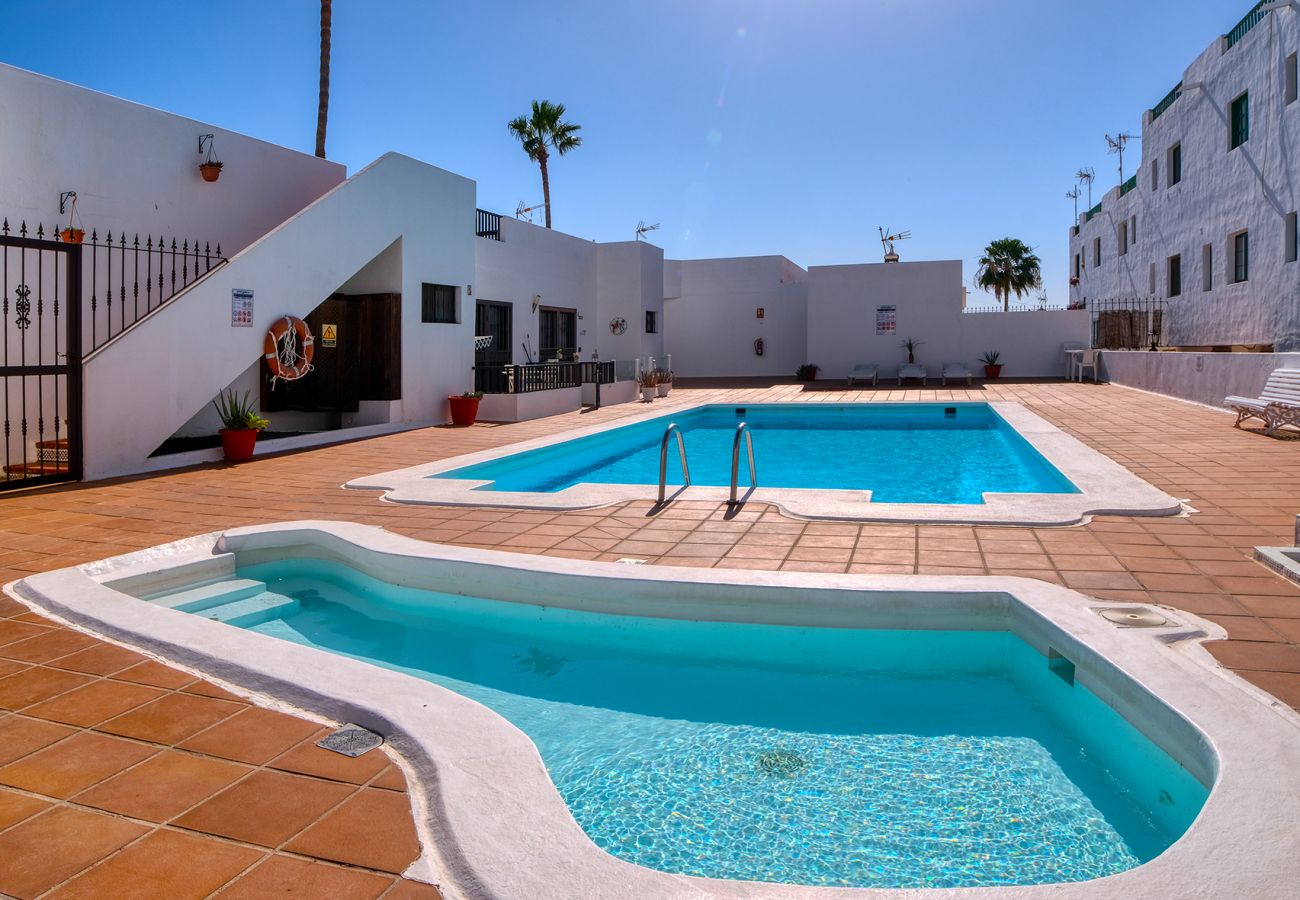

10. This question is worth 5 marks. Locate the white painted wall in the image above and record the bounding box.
[81,153,477,478]
[808,260,1089,380]
[479,387,584,423]
[1100,349,1300,408]
[664,256,809,377]
[1068,6,1300,350]
[0,63,344,255]
[596,241,665,367]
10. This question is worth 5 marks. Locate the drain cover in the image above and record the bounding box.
[1097,607,1170,628]
[756,749,807,778]
[317,724,383,757]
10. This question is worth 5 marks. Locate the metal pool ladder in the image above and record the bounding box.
[658,422,691,502]
[729,422,757,505]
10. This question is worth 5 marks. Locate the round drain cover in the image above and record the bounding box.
[1098,607,1169,627]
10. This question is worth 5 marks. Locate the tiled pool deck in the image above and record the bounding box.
[2,377,1298,896]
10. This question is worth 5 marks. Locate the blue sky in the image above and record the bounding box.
[1,0,1248,305]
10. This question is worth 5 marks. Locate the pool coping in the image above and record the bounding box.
[8,521,1300,899]
[343,401,1183,526]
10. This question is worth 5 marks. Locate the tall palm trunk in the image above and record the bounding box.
[315,0,331,159]
[538,149,552,229]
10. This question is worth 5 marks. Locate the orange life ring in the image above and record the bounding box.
[263,315,315,383]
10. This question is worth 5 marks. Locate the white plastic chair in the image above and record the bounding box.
[1076,349,1098,382]
[1062,342,1084,380]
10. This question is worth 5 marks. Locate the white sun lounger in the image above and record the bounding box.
[1225,368,1300,435]
[897,364,926,386]
[941,363,972,386]
[847,364,878,386]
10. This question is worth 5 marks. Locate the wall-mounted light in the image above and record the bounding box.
[531,294,541,313]
[198,134,224,182]
[466,284,473,296]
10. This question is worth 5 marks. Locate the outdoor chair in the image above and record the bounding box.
[1062,341,1084,379]
[1075,349,1099,382]
[897,364,927,386]
[1225,369,1300,435]
[941,363,972,386]
[847,364,879,386]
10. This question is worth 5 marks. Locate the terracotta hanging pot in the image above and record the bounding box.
[200,161,224,183]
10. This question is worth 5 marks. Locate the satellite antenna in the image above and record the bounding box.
[1066,185,1080,220]
[1105,133,1135,183]
[515,200,544,222]
[878,226,911,263]
[1075,167,1095,207]
[635,221,660,241]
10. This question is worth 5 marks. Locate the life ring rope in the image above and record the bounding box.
[264,315,315,388]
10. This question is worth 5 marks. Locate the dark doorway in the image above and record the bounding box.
[475,300,512,367]
[538,306,577,361]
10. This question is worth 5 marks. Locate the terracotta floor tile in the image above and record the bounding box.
[179,705,319,765]
[0,730,158,799]
[49,643,148,676]
[24,678,166,727]
[269,737,391,784]
[1207,641,1300,673]
[0,714,77,766]
[98,691,244,745]
[0,666,95,711]
[181,680,247,702]
[369,764,408,792]
[1234,669,1300,708]
[74,749,250,822]
[0,657,29,679]
[0,629,101,664]
[112,659,198,690]
[47,827,263,900]
[216,854,393,899]
[285,787,421,873]
[0,805,148,898]
[0,619,51,650]
[0,788,51,830]
[381,880,445,899]
[174,769,354,847]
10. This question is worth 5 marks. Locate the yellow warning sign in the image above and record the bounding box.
[321,323,337,348]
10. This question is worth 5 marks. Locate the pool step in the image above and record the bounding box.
[197,592,301,628]
[152,578,268,612]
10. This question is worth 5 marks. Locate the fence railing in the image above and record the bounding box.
[473,362,582,394]
[1150,82,1183,121]
[1090,297,1167,349]
[1085,201,1102,222]
[1227,1,1269,49]
[962,304,1070,314]
[1119,174,1138,197]
[578,360,616,384]
[475,208,502,241]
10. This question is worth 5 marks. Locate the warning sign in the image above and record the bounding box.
[321,323,337,348]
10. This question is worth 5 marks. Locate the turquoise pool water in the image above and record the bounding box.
[437,403,1079,504]
[158,559,1207,889]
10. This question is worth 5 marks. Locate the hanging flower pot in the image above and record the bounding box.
[59,228,85,244]
[198,134,223,182]
[199,161,224,183]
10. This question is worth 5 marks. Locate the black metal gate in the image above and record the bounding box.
[1,223,82,490]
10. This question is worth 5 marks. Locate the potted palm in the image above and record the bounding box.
[796,363,819,382]
[212,389,268,461]
[900,337,925,364]
[655,368,673,397]
[638,369,658,402]
[448,391,483,426]
[981,350,1003,379]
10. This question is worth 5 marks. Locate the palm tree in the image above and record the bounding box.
[507,101,583,229]
[976,238,1043,312]
[315,0,331,159]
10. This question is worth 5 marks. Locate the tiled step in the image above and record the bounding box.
[35,439,69,463]
[152,578,268,612]
[196,592,301,628]
[2,460,69,477]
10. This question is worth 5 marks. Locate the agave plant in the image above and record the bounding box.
[212,389,269,432]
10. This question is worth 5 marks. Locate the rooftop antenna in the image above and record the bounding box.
[878,226,911,263]
[1066,185,1080,220]
[515,200,544,223]
[1075,167,1095,207]
[1105,133,1134,183]
[635,220,661,241]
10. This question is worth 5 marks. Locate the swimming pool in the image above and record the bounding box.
[141,556,1203,889]
[439,403,1076,504]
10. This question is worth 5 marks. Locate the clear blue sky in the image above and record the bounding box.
[1,0,1249,305]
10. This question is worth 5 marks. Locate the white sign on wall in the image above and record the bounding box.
[231,289,254,327]
[875,305,896,336]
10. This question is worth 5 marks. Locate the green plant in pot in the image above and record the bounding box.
[449,390,484,426]
[212,389,268,461]
[637,369,658,402]
[899,337,925,364]
[796,363,819,381]
[654,368,673,397]
[980,350,1003,379]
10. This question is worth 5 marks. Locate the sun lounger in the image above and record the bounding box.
[897,364,926,386]
[1225,369,1300,435]
[941,363,972,386]
[847,364,878,386]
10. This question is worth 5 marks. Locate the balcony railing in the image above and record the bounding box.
[1085,201,1102,222]
[1119,174,1138,197]
[473,362,581,394]
[475,208,502,241]
[1227,1,1269,49]
[1150,82,1182,121]
[578,360,616,385]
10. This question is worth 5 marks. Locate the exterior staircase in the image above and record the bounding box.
[2,439,69,480]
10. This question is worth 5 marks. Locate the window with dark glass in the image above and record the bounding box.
[1286,212,1298,264]
[1167,254,1181,297]
[421,283,457,323]
[645,310,658,334]
[1232,231,1250,283]
[1230,93,1250,149]
[538,307,578,360]
[1169,143,1182,186]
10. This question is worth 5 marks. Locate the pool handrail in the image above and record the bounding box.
[658,422,691,502]
[729,421,757,504]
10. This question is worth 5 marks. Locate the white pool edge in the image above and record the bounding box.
[343,401,1183,525]
[7,520,1300,900]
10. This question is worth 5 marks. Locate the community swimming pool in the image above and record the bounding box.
[439,403,1077,504]
[140,555,1205,889]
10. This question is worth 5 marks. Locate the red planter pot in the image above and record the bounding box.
[448,396,481,427]
[984,365,1003,379]
[199,163,223,183]
[219,428,259,461]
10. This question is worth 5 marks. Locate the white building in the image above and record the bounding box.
[1069,1,1300,351]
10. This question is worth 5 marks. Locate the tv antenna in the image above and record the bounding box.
[878,226,911,263]
[635,221,660,241]
[515,200,544,222]
[1066,185,1080,220]
[1105,133,1135,183]
[1075,167,1095,207]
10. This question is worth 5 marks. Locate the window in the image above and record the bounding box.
[1130,214,1137,246]
[538,307,578,360]
[1168,143,1182,186]
[1202,243,1213,291]
[1230,92,1250,149]
[1073,252,1081,278]
[1149,262,1157,294]
[1150,159,1160,192]
[421,283,457,323]
[645,310,658,334]
[1286,212,1298,264]
[1232,230,1250,283]
[1119,220,1129,256]
[1093,237,1101,267]
[1167,254,1181,297]
[1286,53,1298,105]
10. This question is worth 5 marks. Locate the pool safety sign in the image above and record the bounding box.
[875,305,896,336]
[321,323,337,347]
[231,289,254,327]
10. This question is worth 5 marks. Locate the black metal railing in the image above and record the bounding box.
[1150,82,1183,121]
[578,360,615,384]
[1090,297,1167,350]
[475,208,502,241]
[1227,1,1269,49]
[473,362,582,394]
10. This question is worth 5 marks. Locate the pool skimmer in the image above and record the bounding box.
[1096,607,1171,628]
[317,723,384,757]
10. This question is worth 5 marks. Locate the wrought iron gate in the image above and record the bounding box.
[1,223,82,490]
